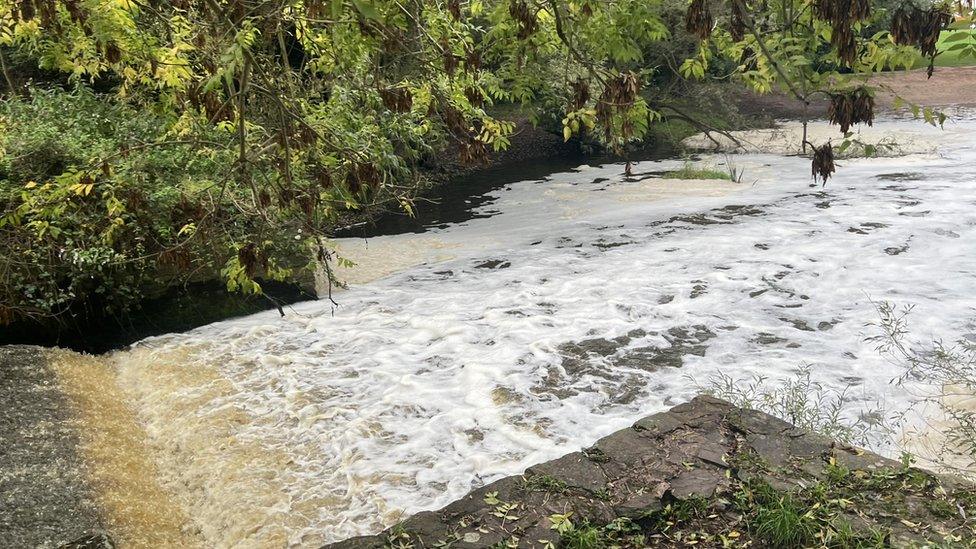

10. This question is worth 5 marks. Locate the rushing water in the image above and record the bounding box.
[110,115,976,547]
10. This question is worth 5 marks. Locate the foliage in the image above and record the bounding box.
[521,473,568,493]
[0,87,301,322]
[0,0,955,321]
[917,25,976,68]
[699,363,895,447]
[748,489,818,547]
[536,457,972,548]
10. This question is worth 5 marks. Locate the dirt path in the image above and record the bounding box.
[872,65,976,108]
[736,66,976,119]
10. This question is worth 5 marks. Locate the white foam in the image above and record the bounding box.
[113,115,976,546]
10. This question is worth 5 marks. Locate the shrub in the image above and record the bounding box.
[0,87,303,324]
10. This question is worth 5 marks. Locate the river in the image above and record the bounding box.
[76,113,976,546]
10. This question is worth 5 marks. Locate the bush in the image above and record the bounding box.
[0,87,303,324]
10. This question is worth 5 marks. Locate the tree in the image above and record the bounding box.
[0,0,957,324]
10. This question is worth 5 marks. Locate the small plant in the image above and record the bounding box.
[824,456,851,484]
[522,474,568,493]
[548,513,605,549]
[663,160,733,181]
[723,154,747,184]
[870,301,976,475]
[696,363,894,447]
[561,523,603,549]
[750,493,818,547]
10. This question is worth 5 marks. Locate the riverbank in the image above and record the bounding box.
[734,65,976,120]
[330,396,976,548]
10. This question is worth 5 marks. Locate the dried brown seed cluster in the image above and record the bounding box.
[813,0,872,66]
[16,0,35,21]
[105,42,122,64]
[570,78,590,110]
[379,87,413,112]
[464,86,484,108]
[509,0,538,40]
[465,47,482,71]
[459,137,489,164]
[811,143,836,185]
[314,167,333,190]
[730,0,746,42]
[432,103,490,164]
[685,0,714,40]
[596,72,640,140]
[345,163,381,195]
[188,85,234,122]
[238,243,267,278]
[827,88,874,133]
[891,4,952,76]
[442,39,459,76]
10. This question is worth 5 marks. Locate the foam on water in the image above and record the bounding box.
[112,116,976,546]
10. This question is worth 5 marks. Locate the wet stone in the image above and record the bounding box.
[59,533,115,549]
[668,466,728,500]
[876,172,924,181]
[0,346,104,549]
[752,332,789,346]
[474,259,511,269]
[594,240,634,250]
[934,228,961,238]
[613,325,715,371]
[780,317,815,332]
[817,320,838,331]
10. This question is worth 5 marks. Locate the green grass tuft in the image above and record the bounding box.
[561,522,604,549]
[522,474,568,493]
[663,164,733,181]
[750,493,819,548]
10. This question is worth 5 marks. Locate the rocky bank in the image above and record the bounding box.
[328,396,976,548]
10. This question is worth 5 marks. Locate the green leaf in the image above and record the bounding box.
[942,31,974,43]
[351,0,381,20]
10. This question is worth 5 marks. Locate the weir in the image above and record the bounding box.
[30,116,976,546]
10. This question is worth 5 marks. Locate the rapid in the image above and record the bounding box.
[58,113,976,546]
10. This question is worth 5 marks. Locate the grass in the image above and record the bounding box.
[749,490,819,547]
[533,456,974,549]
[521,473,568,493]
[663,163,733,181]
[561,523,604,549]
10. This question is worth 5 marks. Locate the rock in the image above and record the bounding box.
[324,396,976,548]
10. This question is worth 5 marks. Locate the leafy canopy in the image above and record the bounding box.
[0,0,960,323]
